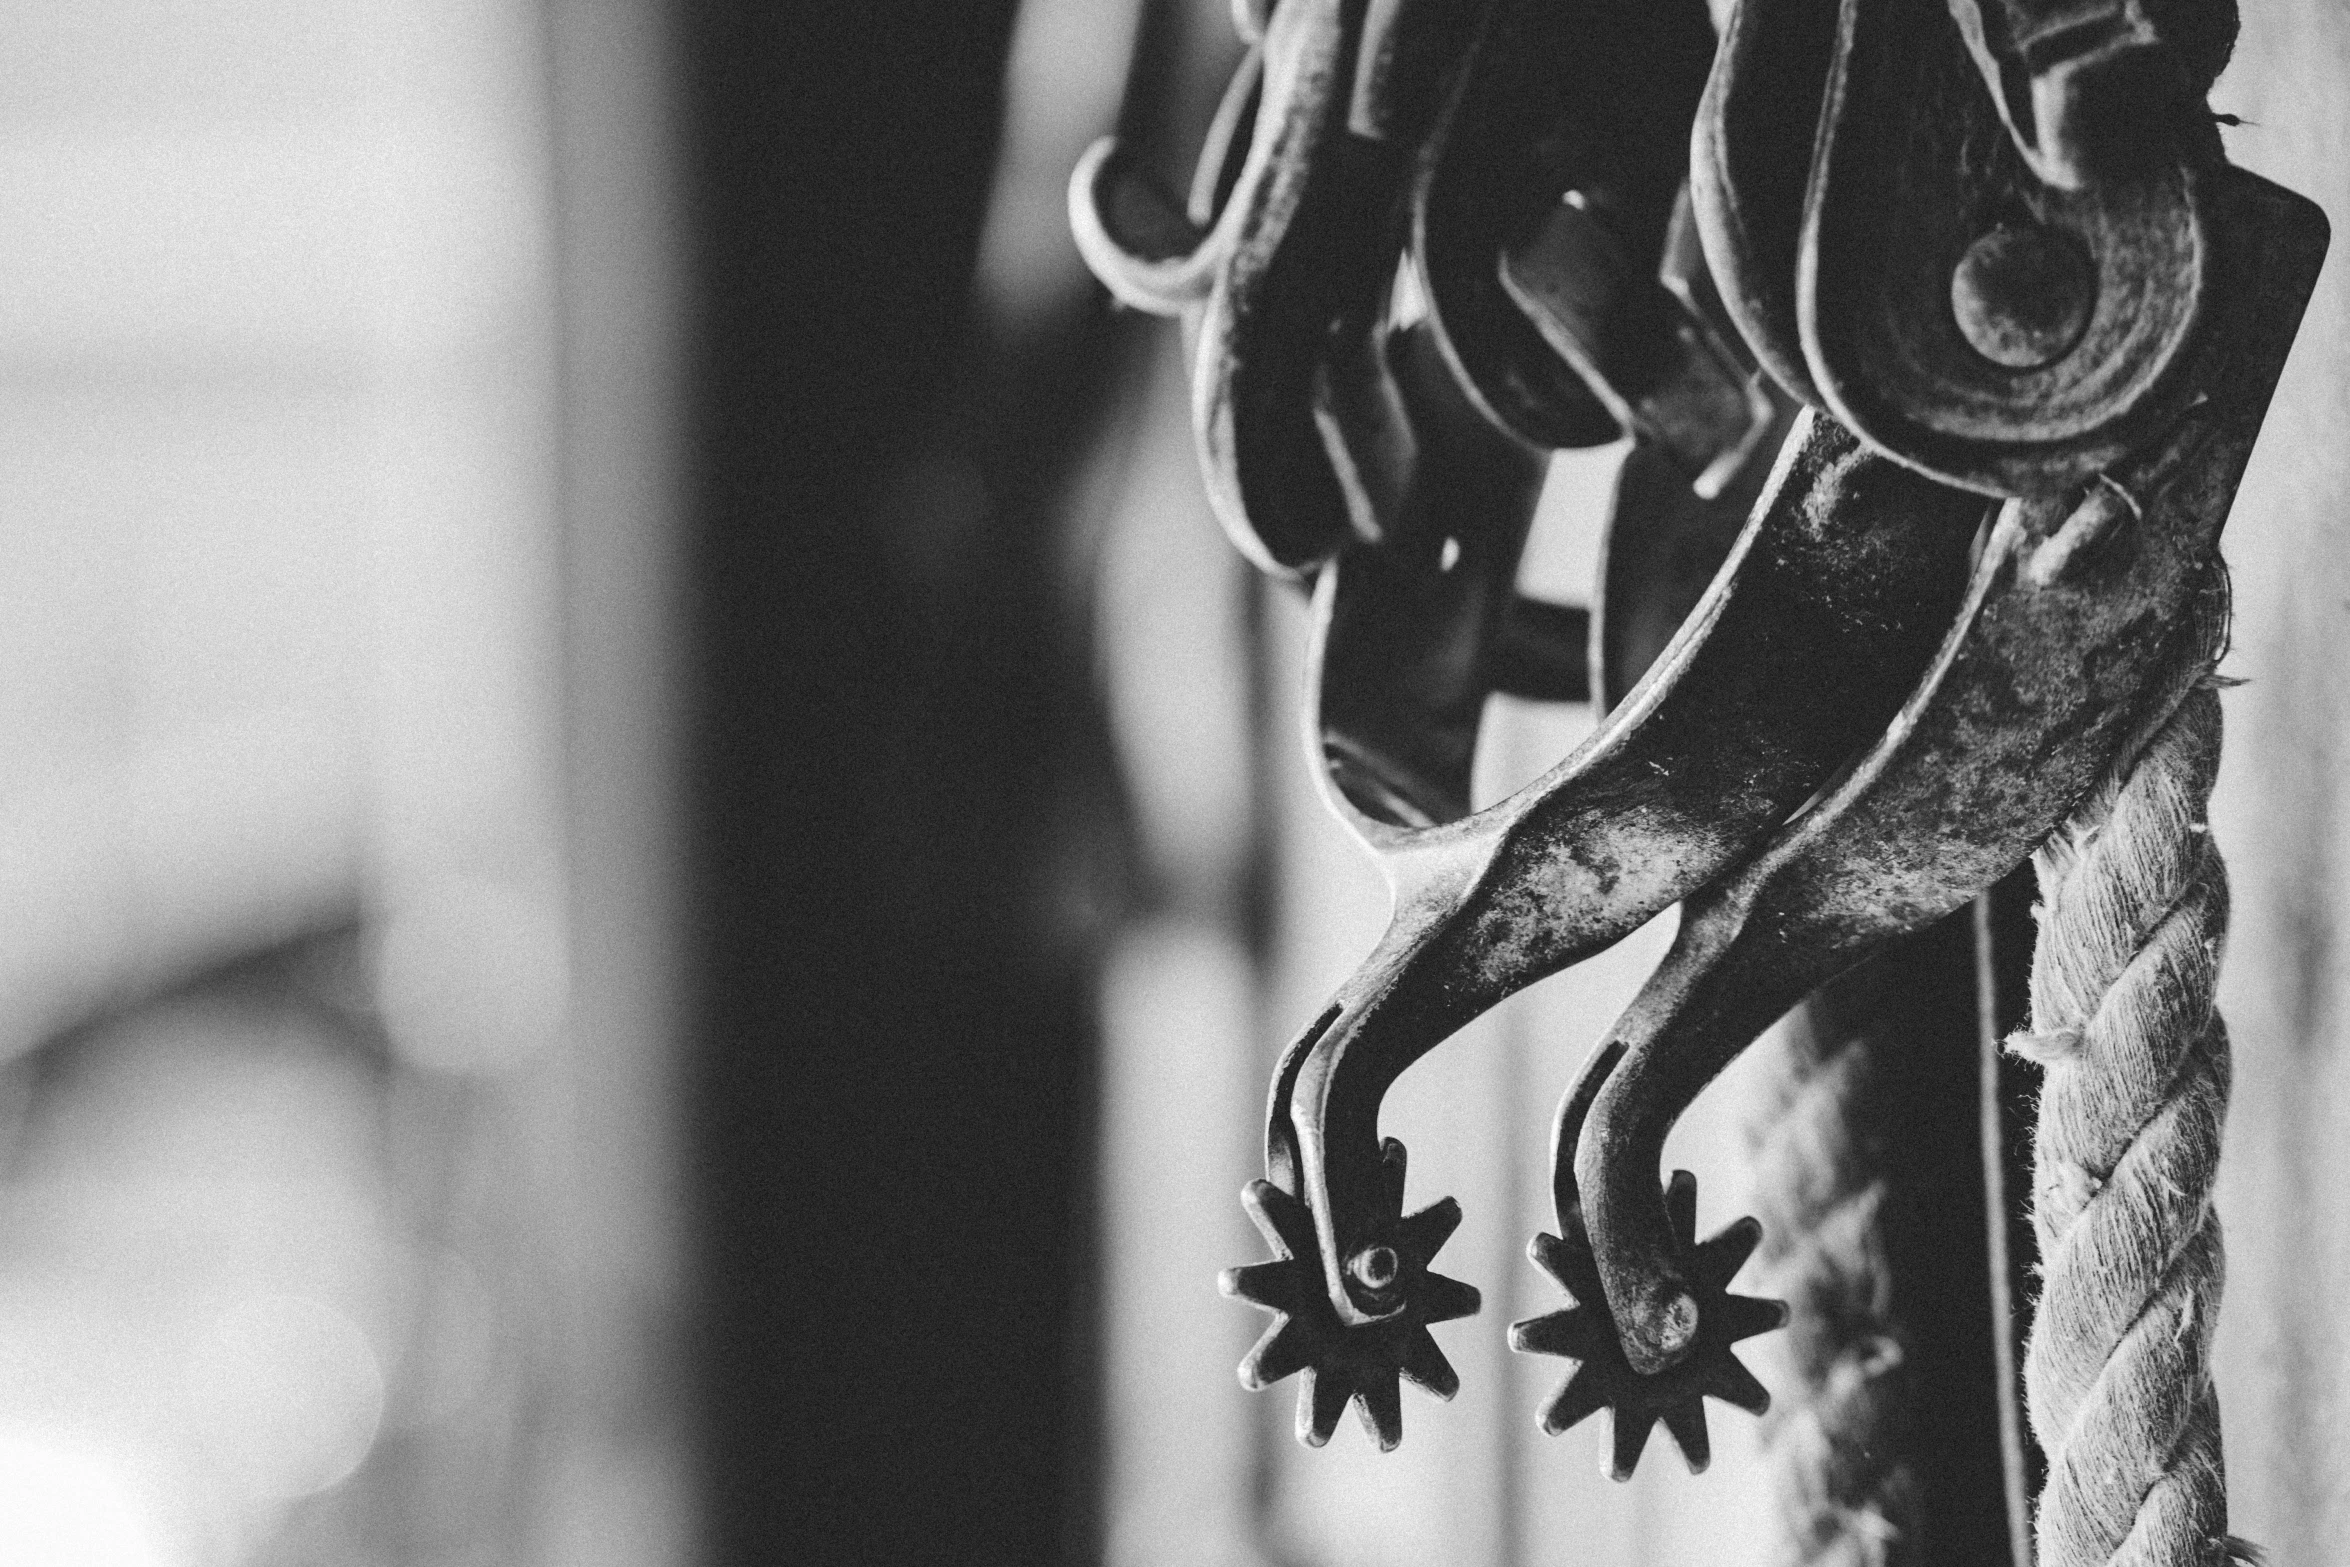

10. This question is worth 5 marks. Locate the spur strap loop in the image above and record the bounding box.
[1695,0,2238,495]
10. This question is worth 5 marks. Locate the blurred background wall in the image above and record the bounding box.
[0,2,2345,1566]
[0,1,684,1563]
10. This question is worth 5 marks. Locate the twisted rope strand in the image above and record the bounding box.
[1751,1009,1917,1567]
[2012,604,2256,1567]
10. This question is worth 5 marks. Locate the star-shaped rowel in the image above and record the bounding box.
[1218,1138,1481,1450]
[1508,1169,1786,1479]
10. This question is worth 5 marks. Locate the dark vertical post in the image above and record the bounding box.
[1863,898,2024,1567]
[674,7,1100,1564]
[1780,866,2040,1567]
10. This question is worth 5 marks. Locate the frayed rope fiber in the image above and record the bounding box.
[2010,571,2258,1567]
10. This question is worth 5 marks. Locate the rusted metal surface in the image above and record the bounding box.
[1221,305,1927,1449]
[1068,0,2324,1507]
[1275,417,1979,1368]
[1572,167,2325,1379]
[1176,5,2002,1438]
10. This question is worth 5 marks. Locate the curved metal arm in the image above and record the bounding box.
[1414,0,1720,450]
[1072,0,1486,575]
[1695,0,2228,498]
[1068,49,1264,315]
[1279,408,1986,1327]
[1689,0,1840,408]
[1799,0,2213,496]
[1574,166,2327,1374]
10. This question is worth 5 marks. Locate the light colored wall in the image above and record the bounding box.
[0,3,688,1562]
[2199,8,2350,1562]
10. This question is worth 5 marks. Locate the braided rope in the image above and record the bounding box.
[1750,1004,1918,1566]
[2009,576,2256,1567]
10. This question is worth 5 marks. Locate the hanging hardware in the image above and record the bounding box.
[1694,0,2240,495]
[1232,311,1978,1444]
[1564,161,2323,1418]
[1068,0,2324,1494]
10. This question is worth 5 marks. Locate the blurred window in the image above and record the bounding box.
[0,4,683,1564]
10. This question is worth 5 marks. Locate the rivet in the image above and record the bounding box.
[1349,1245,1400,1292]
[1950,224,2096,370]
